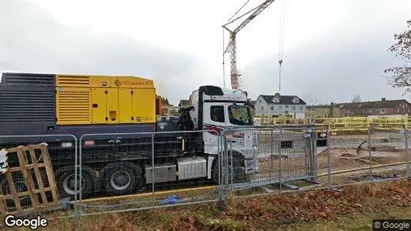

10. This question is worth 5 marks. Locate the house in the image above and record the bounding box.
[178,100,190,108]
[254,93,307,119]
[337,98,411,116]
[249,100,256,117]
[162,105,179,116]
[305,103,342,118]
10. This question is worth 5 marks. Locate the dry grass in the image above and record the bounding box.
[10,178,409,231]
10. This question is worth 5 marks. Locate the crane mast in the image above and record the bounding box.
[223,0,277,90]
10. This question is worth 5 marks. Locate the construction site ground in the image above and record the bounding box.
[29,178,411,230]
[8,132,411,230]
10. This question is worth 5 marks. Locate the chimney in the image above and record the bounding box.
[382,97,386,101]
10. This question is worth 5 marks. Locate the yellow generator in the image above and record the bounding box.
[55,74,156,125]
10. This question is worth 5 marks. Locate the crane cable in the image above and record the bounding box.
[226,0,251,25]
[223,27,226,88]
[278,0,286,93]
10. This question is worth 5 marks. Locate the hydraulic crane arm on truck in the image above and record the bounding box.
[0,72,259,200]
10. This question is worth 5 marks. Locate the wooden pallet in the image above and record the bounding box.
[0,143,60,218]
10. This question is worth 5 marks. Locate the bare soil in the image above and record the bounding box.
[34,179,411,231]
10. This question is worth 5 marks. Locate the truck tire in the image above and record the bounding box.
[212,154,246,184]
[0,172,31,207]
[212,158,220,184]
[233,165,246,183]
[101,162,141,196]
[56,165,94,200]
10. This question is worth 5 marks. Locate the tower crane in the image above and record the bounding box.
[222,0,277,91]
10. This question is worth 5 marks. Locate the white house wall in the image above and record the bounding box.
[255,96,267,115]
[254,96,306,117]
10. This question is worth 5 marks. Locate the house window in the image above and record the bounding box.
[210,106,224,123]
[292,97,299,104]
[261,106,264,111]
[279,106,282,110]
[300,106,304,110]
[285,105,289,109]
[291,106,295,110]
[271,106,274,110]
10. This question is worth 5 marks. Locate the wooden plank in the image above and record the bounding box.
[28,147,48,204]
[0,185,7,215]
[39,145,59,206]
[16,148,40,209]
[10,164,46,171]
[27,163,45,169]
[5,171,23,213]
[2,187,53,199]
[9,166,23,173]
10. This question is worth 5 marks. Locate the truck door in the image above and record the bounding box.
[203,103,227,154]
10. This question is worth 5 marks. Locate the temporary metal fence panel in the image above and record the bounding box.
[221,126,318,192]
[0,134,77,219]
[76,130,222,216]
[317,127,411,188]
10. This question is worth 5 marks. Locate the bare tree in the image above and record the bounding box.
[352,94,361,103]
[384,20,411,94]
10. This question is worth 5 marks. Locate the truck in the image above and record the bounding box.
[0,72,259,201]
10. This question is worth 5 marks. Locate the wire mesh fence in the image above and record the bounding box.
[0,134,77,221]
[0,125,410,223]
[75,130,224,216]
[318,126,411,189]
[219,125,319,197]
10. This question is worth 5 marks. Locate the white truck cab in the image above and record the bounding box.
[187,85,259,182]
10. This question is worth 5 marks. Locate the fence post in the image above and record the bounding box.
[78,136,83,217]
[327,127,332,189]
[404,128,410,179]
[216,131,227,210]
[223,130,229,199]
[278,127,282,191]
[229,138,233,192]
[310,127,318,182]
[217,134,222,202]
[270,129,274,179]
[368,126,373,180]
[75,137,79,217]
[151,133,155,207]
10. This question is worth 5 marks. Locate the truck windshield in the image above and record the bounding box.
[228,105,252,126]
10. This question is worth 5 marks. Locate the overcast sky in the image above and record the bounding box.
[1,0,411,105]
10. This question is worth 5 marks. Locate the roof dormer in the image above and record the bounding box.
[272,97,280,103]
[292,97,299,104]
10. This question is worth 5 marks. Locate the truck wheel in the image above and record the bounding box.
[212,156,246,184]
[56,166,94,200]
[212,159,220,184]
[0,173,31,207]
[102,162,139,196]
[233,166,246,183]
